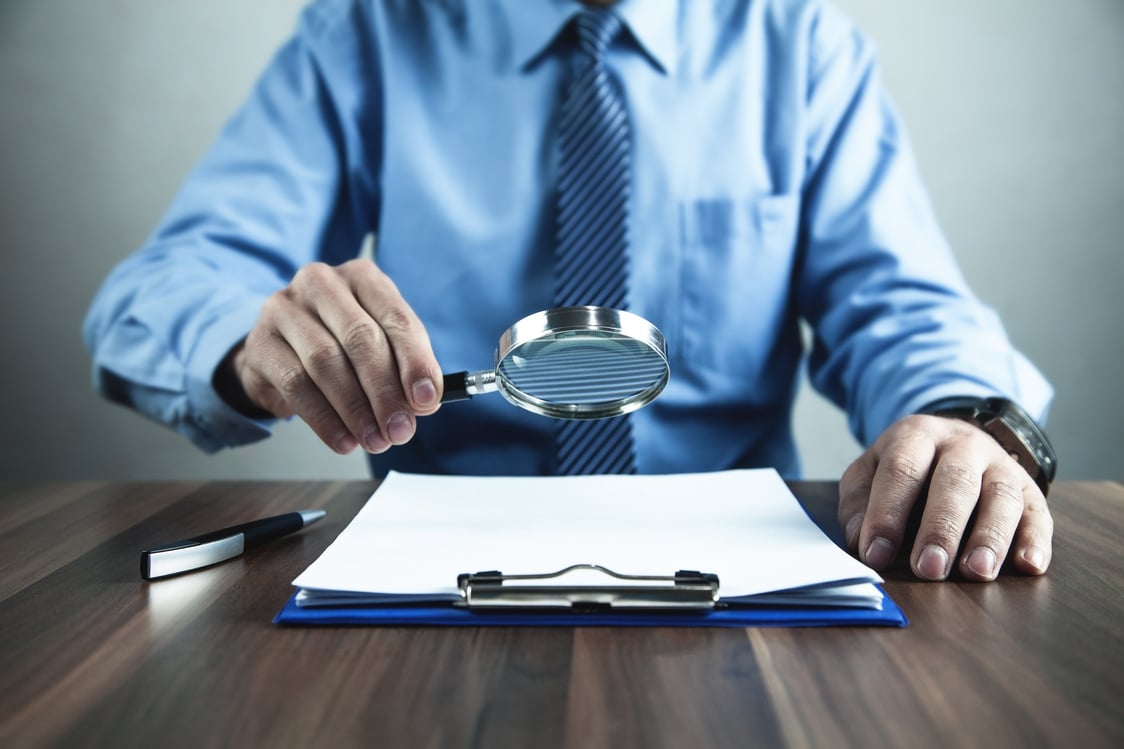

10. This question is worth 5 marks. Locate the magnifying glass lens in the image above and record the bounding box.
[495,329,667,419]
[440,306,669,420]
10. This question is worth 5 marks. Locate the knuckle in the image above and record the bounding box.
[378,305,415,337]
[932,460,978,497]
[262,287,285,307]
[342,257,378,276]
[367,378,410,418]
[348,257,392,290]
[261,288,293,318]
[837,466,871,519]
[863,518,903,548]
[1024,496,1051,519]
[972,524,1010,551]
[276,365,311,396]
[361,375,410,421]
[295,261,332,284]
[241,327,268,355]
[898,413,930,432]
[881,453,928,489]
[342,319,381,355]
[339,396,375,428]
[307,414,344,444]
[367,260,397,287]
[983,477,1025,512]
[1022,494,1054,531]
[372,380,409,410]
[1020,488,1052,517]
[921,510,964,547]
[840,458,869,490]
[305,340,345,375]
[863,503,911,539]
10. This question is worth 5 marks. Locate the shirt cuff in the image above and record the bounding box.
[875,352,1055,444]
[183,295,275,451]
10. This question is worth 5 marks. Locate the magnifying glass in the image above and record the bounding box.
[440,306,669,420]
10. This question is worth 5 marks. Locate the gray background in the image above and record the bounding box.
[1,0,1120,481]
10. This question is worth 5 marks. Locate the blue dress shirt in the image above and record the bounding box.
[83,0,1052,477]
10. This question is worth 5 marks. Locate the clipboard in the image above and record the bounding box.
[275,470,910,628]
[274,562,907,627]
[273,592,908,628]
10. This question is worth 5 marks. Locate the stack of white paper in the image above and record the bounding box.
[292,469,884,610]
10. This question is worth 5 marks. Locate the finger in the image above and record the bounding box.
[348,261,442,415]
[1009,483,1052,576]
[838,451,876,552]
[269,299,389,454]
[236,350,294,419]
[294,263,412,448]
[255,330,359,454]
[954,461,1027,581]
[859,421,937,571]
[227,338,292,418]
[315,292,412,445]
[1010,489,1053,575]
[911,446,986,580]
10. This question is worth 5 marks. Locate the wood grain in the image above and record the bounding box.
[1,480,1121,748]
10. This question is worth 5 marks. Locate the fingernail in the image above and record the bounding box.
[364,427,389,453]
[845,514,863,548]
[864,537,896,570]
[386,412,413,444]
[1022,545,1047,573]
[917,544,950,580]
[965,547,998,579]
[413,378,437,407]
[335,432,358,454]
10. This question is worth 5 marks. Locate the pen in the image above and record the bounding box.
[140,509,326,580]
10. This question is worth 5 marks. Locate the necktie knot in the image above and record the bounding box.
[574,9,622,61]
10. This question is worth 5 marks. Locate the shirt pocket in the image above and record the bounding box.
[675,194,802,379]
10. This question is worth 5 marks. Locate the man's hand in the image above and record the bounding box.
[225,259,443,454]
[838,414,1053,581]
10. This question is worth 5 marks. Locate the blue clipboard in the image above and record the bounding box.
[273,585,908,628]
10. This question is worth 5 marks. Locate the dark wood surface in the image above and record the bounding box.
[1,478,1121,748]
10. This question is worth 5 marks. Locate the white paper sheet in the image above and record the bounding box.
[292,468,882,607]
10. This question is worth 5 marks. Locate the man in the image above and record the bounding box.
[84,0,1056,582]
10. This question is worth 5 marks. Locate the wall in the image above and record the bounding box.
[0,0,1120,481]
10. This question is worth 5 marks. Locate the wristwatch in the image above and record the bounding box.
[919,396,1058,496]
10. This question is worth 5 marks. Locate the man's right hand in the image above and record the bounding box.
[223,259,443,454]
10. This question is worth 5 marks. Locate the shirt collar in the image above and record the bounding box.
[502,0,678,75]
[615,0,677,75]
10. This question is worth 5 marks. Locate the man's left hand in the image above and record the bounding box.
[838,414,1053,581]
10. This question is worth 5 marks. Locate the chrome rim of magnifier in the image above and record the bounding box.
[492,306,669,420]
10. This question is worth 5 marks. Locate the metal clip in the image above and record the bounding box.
[456,563,719,610]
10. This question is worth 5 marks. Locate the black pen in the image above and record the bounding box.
[140,510,326,580]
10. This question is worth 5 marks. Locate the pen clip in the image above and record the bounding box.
[141,534,245,581]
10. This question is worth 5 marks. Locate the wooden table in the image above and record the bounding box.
[1,479,1121,748]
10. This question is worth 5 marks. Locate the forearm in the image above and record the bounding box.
[83,8,380,451]
[795,7,1051,444]
[811,286,1053,445]
[83,247,277,452]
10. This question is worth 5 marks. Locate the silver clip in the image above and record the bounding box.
[456,563,719,610]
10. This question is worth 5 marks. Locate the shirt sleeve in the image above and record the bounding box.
[81,1,381,453]
[795,2,1052,447]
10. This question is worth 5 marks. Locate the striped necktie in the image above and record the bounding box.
[553,9,637,476]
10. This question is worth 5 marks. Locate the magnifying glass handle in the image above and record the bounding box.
[441,372,473,403]
[441,370,498,403]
